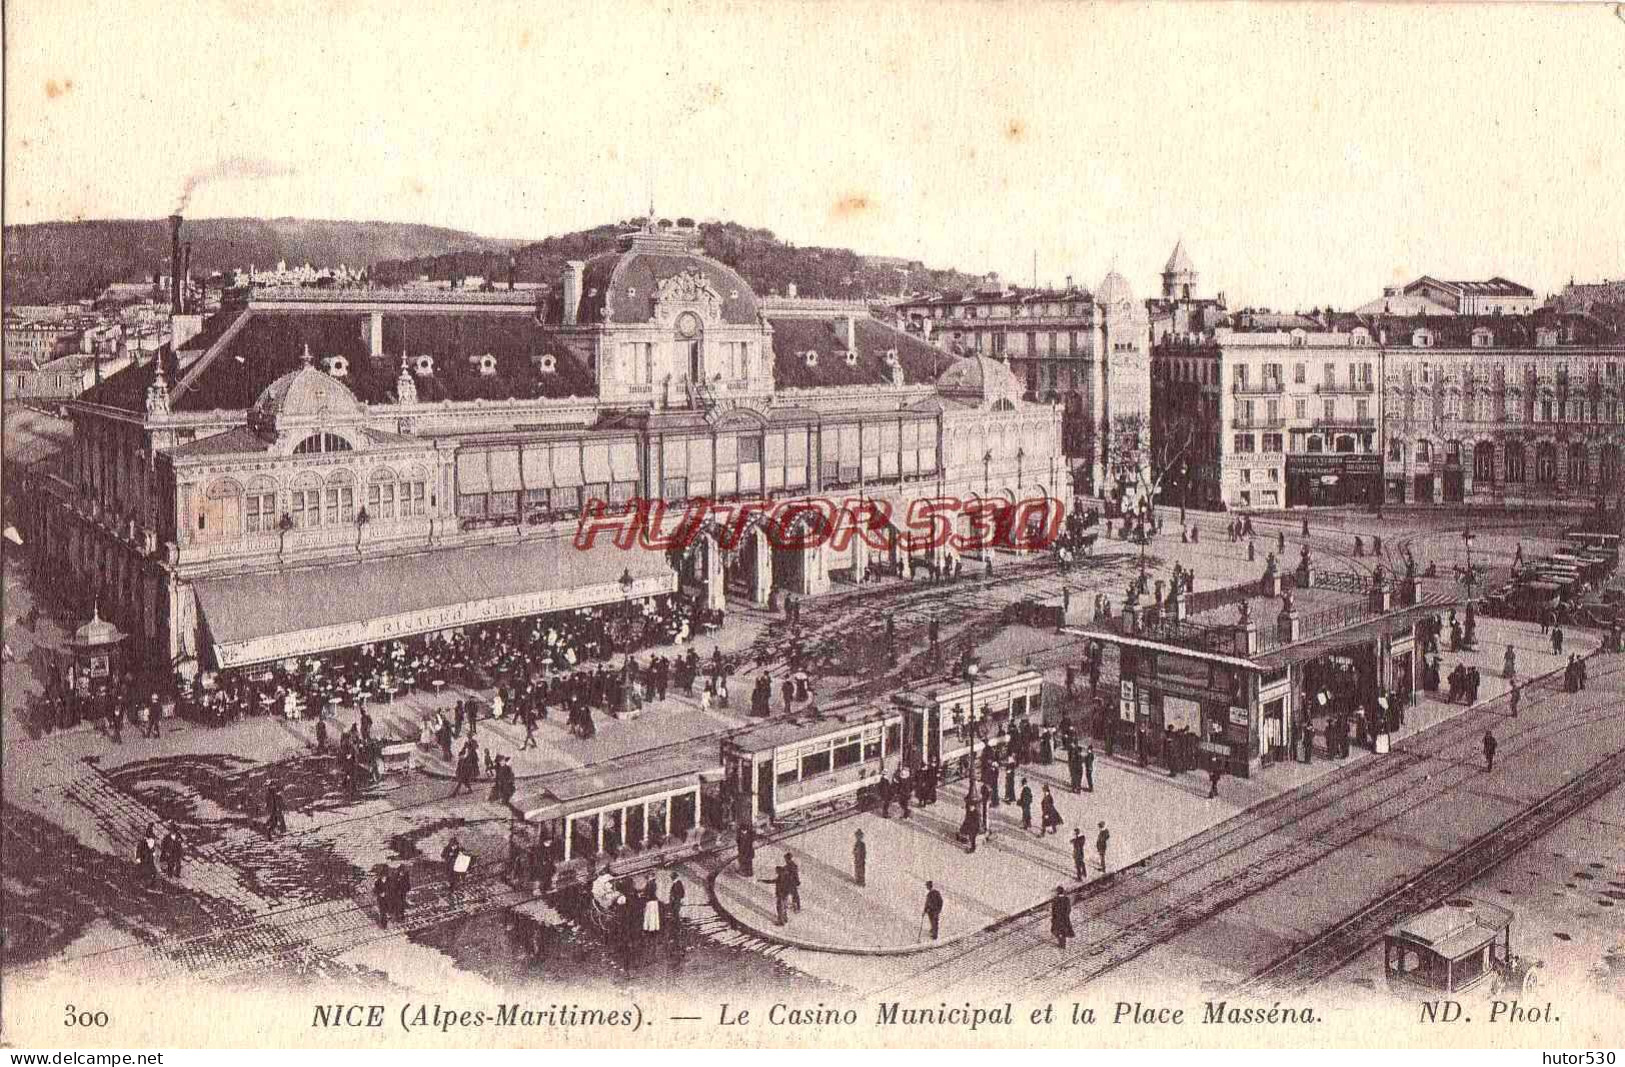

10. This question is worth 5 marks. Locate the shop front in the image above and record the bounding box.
[1285,453,1382,508]
[1106,639,1260,778]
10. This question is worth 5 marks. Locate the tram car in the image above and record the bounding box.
[1383,897,1538,998]
[892,666,1046,768]
[722,702,903,821]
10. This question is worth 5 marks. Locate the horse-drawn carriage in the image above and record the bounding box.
[1384,898,1538,997]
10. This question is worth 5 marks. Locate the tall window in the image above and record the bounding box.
[324,472,355,525]
[290,478,321,528]
[1323,398,1335,421]
[245,477,277,533]
[368,469,397,520]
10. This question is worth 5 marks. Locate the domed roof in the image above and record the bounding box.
[249,358,364,432]
[1164,239,1195,275]
[1097,270,1136,307]
[72,605,124,648]
[935,354,1024,406]
[572,229,760,327]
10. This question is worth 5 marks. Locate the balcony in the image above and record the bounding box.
[1314,382,1375,395]
[1312,416,1376,430]
[1231,381,1285,396]
[1231,417,1286,430]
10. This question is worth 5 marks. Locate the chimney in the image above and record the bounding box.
[182,242,193,313]
[508,253,517,291]
[168,214,183,313]
[844,315,856,351]
[561,261,585,325]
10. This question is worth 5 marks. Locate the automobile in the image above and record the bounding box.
[1384,897,1538,997]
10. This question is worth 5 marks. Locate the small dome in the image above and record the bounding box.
[935,354,1024,407]
[73,606,124,648]
[1097,270,1136,307]
[1164,240,1196,275]
[249,364,364,434]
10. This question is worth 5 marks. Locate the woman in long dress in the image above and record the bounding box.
[641,883,662,938]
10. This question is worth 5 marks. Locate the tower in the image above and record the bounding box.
[1161,239,1199,302]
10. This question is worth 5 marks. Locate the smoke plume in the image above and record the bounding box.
[174,156,296,214]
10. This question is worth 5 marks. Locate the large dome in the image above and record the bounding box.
[1096,270,1136,307]
[572,228,761,327]
[248,362,364,433]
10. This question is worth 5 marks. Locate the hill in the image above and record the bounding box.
[3,217,513,305]
[370,219,982,301]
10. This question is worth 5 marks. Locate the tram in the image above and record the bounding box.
[721,702,903,821]
[1383,897,1537,997]
[893,666,1046,767]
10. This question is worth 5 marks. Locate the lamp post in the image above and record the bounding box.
[966,660,980,798]
[1179,459,1190,526]
[1461,529,1478,602]
[619,566,635,616]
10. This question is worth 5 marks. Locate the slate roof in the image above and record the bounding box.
[565,244,759,327]
[768,315,960,388]
[168,426,273,458]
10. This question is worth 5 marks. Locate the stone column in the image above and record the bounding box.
[748,528,773,607]
[368,311,384,358]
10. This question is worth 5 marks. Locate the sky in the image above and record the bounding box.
[6,0,1624,310]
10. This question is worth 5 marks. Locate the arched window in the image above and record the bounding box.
[244,476,278,533]
[324,470,355,525]
[1415,440,1432,463]
[1388,437,1404,462]
[198,478,244,541]
[294,432,353,454]
[1534,442,1557,484]
[1473,441,1495,483]
[401,464,429,517]
[1505,441,1527,483]
[367,467,398,521]
[289,473,322,528]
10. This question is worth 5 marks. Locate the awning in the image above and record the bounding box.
[193,537,675,669]
[1250,601,1443,672]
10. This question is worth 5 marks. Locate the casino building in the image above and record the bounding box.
[34,218,1065,674]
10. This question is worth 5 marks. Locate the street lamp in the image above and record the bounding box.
[966,660,980,798]
[1461,529,1478,601]
[1179,459,1190,526]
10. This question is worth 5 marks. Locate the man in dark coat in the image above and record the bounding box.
[136,828,159,884]
[1095,821,1111,873]
[668,874,686,938]
[1482,729,1498,773]
[1083,746,1095,791]
[852,829,867,886]
[783,853,803,913]
[1050,886,1076,948]
[737,825,755,877]
[1068,745,1084,793]
[266,782,288,835]
[1071,828,1088,879]
[373,868,392,928]
[1003,757,1017,802]
[923,881,944,940]
[760,863,791,926]
[1017,778,1033,830]
[391,865,412,921]
[160,826,183,878]
[960,795,980,853]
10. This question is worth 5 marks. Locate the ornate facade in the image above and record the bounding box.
[32,221,1064,673]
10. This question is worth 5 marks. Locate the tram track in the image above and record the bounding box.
[860,651,1620,1002]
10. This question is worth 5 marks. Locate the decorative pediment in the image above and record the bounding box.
[653,269,724,327]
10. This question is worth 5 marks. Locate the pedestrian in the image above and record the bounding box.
[852,829,867,886]
[1278,529,1286,553]
[160,825,183,877]
[1552,625,1564,655]
[392,865,412,921]
[923,881,944,940]
[265,782,288,835]
[784,853,802,912]
[1050,886,1076,949]
[878,774,893,818]
[1503,644,1517,682]
[520,707,538,750]
[760,863,791,926]
[315,717,328,753]
[443,837,468,895]
[668,873,686,937]
[1039,785,1062,836]
[1482,729,1498,773]
[373,868,392,928]
[896,769,912,820]
[1095,821,1111,873]
[1083,746,1095,792]
[1302,516,1310,538]
[1003,757,1017,803]
[737,825,755,877]
[136,825,159,884]
[1067,744,1084,793]
[1071,828,1088,880]
[979,778,994,833]
[1509,682,1521,718]
[1018,778,1033,830]
[960,794,980,853]
[642,885,662,939]
[106,705,122,744]
[1207,761,1222,799]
